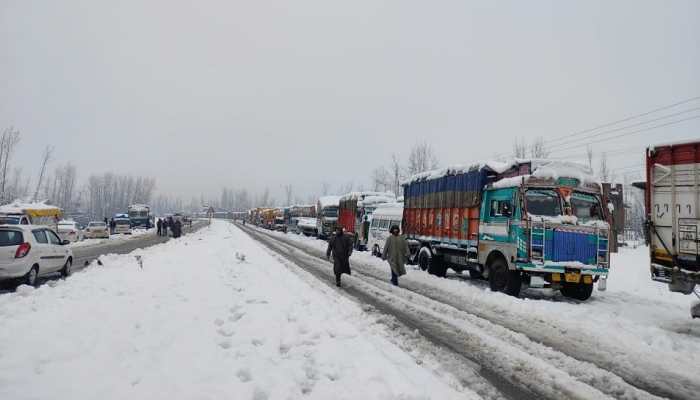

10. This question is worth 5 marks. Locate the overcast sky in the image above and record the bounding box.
[1,0,699,203]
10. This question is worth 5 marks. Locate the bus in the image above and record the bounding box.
[128,204,151,228]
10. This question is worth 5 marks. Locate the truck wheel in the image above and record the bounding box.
[418,248,431,271]
[561,282,593,301]
[372,245,381,258]
[488,258,521,297]
[425,252,447,277]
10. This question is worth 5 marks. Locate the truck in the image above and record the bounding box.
[128,204,151,228]
[0,201,62,228]
[402,159,611,301]
[338,191,396,250]
[316,196,341,239]
[643,140,700,317]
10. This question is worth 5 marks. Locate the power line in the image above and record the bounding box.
[544,107,700,152]
[548,114,700,154]
[543,95,700,146]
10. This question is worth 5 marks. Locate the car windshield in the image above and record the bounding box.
[322,208,338,217]
[0,216,20,225]
[116,220,130,225]
[89,222,106,227]
[571,192,604,222]
[525,189,562,217]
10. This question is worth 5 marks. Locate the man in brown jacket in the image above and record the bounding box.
[383,225,410,286]
[326,226,353,287]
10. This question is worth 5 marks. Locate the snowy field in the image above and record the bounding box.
[68,228,155,248]
[263,228,700,397]
[0,221,468,400]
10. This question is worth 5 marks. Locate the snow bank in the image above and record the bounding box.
[0,221,467,400]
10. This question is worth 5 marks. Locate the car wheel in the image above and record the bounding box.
[61,258,72,278]
[24,266,39,287]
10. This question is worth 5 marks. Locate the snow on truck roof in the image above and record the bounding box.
[317,195,341,208]
[372,202,404,218]
[0,200,63,217]
[339,191,396,206]
[650,139,700,150]
[403,159,598,188]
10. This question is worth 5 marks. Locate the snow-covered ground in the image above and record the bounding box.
[69,228,155,248]
[268,229,700,398]
[0,221,468,400]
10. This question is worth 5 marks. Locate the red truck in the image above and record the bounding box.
[644,140,700,317]
[338,191,396,250]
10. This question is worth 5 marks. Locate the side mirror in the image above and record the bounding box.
[61,239,70,245]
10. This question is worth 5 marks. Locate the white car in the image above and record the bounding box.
[56,220,83,242]
[113,219,132,234]
[84,221,110,239]
[0,225,73,287]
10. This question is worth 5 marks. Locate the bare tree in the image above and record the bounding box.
[586,145,594,169]
[407,142,438,176]
[390,154,404,197]
[513,137,527,158]
[371,166,391,192]
[320,182,331,196]
[599,152,610,182]
[283,184,293,206]
[33,145,53,201]
[0,127,20,203]
[337,181,354,195]
[529,136,549,158]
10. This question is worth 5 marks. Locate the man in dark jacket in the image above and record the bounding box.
[156,218,162,236]
[326,226,353,287]
[173,219,182,238]
[162,218,169,237]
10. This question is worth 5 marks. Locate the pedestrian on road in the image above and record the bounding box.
[173,219,182,238]
[156,218,162,236]
[162,218,169,237]
[382,225,410,286]
[326,226,353,287]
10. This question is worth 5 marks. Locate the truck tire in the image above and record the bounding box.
[561,282,593,301]
[488,257,521,297]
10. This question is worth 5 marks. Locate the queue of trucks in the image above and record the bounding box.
[244,142,700,311]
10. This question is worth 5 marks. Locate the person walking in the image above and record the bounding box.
[173,219,182,238]
[156,218,162,236]
[162,218,169,237]
[382,224,410,286]
[326,226,353,287]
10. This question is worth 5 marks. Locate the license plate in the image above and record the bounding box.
[564,272,581,283]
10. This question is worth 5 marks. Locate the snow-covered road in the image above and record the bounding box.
[240,224,700,400]
[0,221,472,400]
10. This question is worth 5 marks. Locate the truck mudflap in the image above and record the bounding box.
[651,263,700,294]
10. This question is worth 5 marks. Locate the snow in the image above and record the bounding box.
[267,229,700,397]
[0,221,468,400]
[372,202,404,219]
[491,175,529,188]
[317,195,341,209]
[296,217,317,229]
[68,228,154,248]
[650,138,700,150]
[128,204,150,211]
[339,191,394,202]
[0,200,62,216]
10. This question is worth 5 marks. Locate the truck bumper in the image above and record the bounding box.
[651,262,699,294]
[516,262,608,276]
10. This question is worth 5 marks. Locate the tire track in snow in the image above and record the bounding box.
[241,223,698,400]
[239,224,662,400]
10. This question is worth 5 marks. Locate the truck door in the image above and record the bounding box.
[481,189,515,242]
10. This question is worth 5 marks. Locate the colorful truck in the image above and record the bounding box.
[338,191,396,250]
[644,140,700,316]
[402,159,610,300]
[316,196,341,239]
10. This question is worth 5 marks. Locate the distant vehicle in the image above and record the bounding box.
[84,221,110,239]
[56,220,83,242]
[316,196,341,239]
[403,159,610,301]
[113,217,132,235]
[0,225,73,287]
[643,140,700,316]
[0,201,62,228]
[367,202,404,258]
[338,191,396,250]
[128,204,151,228]
[296,217,318,237]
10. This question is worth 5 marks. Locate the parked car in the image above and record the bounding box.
[84,221,110,239]
[113,218,132,234]
[0,225,73,286]
[56,220,83,242]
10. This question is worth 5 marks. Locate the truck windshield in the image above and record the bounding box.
[571,192,604,222]
[525,189,561,217]
[322,208,338,217]
[0,216,20,225]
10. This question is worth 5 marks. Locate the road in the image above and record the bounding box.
[237,222,693,400]
[0,221,207,293]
